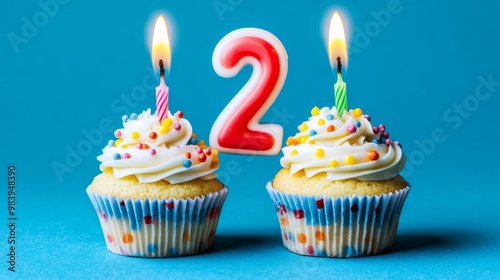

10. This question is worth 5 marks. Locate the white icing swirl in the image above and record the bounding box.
[280,107,405,180]
[98,109,219,184]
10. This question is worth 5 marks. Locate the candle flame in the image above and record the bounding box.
[328,12,348,70]
[152,15,171,76]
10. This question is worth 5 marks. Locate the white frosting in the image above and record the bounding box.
[98,109,219,184]
[280,107,405,180]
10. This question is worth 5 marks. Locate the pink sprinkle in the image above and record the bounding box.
[385,138,391,146]
[150,149,156,155]
[205,149,212,155]
[114,130,122,138]
[382,131,389,138]
[379,126,385,133]
[347,125,357,134]
[174,123,181,130]
[136,143,143,149]
[372,126,379,134]
[196,147,203,154]
[122,153,131,159]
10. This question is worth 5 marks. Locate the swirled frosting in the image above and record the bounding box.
[281,106,405,180]
[98,109,219,184]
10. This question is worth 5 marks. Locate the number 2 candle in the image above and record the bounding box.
[210,28,288,155]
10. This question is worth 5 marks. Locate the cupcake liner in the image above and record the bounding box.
[266,182,410,257]
[87,186,228,257]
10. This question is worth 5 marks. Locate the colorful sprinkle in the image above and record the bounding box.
[345,155,356,165]
[355,121,361,127]
[185,152,192,159]
[174,123,181,130]
[310,130,317,136]
[196,147,203,154]
[113,153,121,160]
[176,111,184,118]
[382,131,389,138]
[121,115,129,122]
[130,113,138,120]
[189,137,198,145]
[327,125,335,132]
[317,119,325,126]
[300,136,309,144]
[379,124,386,132]
[122,153,131,159]
[311,106,320,116]
[372,126,380,134]
[162,118,173,126]
[315,148,324,158]
[353,108,363,118]
[150,149,156,155]
[107,140,115,147]
[159,125,171,134]
[385,138,392,146]
[286,136,298,146]
[347,125,357,134]
[380,137,387,143]
[142,143,150,149]
[136,143,143,149]
[149,132,158,139]
[198,153,207,163]
[183,160,192,168]
[131,131,140,139]
[329,160,338,167]
[205,149,212,155]
[114,138,123,147]
[290,150,298,156]
[368,150,379,161]
[299,123,308,132]
[326,114,334,120]
[114,130,122,138]
[372,139,379,144]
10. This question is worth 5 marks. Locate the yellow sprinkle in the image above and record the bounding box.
[114,139,123,147]
[300,136,309,144]
[159,125,172,134]
[311,106,320,116]
[315,149,324,158]
[309,140,315,144]
[290,150,298,156]
[317,119,325,126]
[345,155,356,165]
[299,123,309,132]
[329,160,338,167]
[162,118,173,126]
[353,108,363,118]
[131,131,140,139]
[286,136,297,146]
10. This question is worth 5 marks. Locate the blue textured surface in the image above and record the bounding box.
[1,0,500,279]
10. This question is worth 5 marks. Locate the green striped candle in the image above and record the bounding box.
[334,57,347,117]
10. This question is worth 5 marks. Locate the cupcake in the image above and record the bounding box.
[87,109,227,257]
[267,106,409,257]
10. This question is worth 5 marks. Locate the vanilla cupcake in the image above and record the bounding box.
[87,109,227,257]
[267,106,409,257]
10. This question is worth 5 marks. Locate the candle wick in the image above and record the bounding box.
[159,59,165,78]
[336,56,342,74]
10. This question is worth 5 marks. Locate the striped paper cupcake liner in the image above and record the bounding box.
[87,186,228,257]
[266,182,409,257]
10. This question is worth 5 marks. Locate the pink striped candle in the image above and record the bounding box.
[156,59,169,122]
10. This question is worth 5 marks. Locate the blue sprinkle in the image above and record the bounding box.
[107,140,115,147]
[310,130,317,136]
[380,137,387,143]
[121,115,129,122]
[183,160,192,168]
[113,153,121,160]
[355,121,361,127]
[147,243,158,253]
[130,113,138,120]
[326,114,334,120]
[372,139,379,144]
[189,137,198,145]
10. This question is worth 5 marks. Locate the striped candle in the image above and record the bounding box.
[156,59,169,122]
[334,57,347,117]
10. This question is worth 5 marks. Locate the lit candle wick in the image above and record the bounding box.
[337,56,342,74]
[159,59,165,79]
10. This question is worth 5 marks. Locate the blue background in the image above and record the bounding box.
[1,0,500,278]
